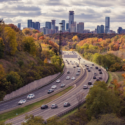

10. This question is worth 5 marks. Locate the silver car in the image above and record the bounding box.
[27,94,35,99]
[71,77,75,80]
[51,85,57,89]
[56,79,61,83]
[51,104,58,109]
[18,99,26,105]
[66,76,70,80]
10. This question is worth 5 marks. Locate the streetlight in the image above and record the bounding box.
[59,22,63,67]
[78,56,81,65]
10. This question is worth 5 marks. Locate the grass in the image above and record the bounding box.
[114,72,124,82]
[0,86,73,122]
[107,71,112,85]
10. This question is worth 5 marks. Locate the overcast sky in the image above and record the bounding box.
[0,0,125,32]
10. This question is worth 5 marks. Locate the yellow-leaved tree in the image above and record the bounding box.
[72,35,79,42]
[0,64,6,85]
[4,27,17,55]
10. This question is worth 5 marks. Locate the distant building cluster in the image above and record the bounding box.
[16,11,125,34]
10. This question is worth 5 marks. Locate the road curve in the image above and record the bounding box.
[6,51,108,125]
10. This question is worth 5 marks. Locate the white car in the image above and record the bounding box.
[18,99,26,105]
[83,85,88,89]
[71,77,75,80]
[27,94,35,99]
[56,79,61,83]
[51,85,57,89]
[60,84,65,88]
[66,76,70,80]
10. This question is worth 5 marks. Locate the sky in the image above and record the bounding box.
[0,0,125,32]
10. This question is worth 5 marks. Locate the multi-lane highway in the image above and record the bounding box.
[5,51,108,125]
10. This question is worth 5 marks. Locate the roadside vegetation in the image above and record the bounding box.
[0,23,63,100]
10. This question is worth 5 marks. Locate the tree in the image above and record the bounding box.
[72,35,79,42]
[8,24,19,32]
[23,36,37,56]
[86,81,120,119]
[0,38,4,58]
[44,58,48,64]
[0,64,6,85]
[4,27,17,55]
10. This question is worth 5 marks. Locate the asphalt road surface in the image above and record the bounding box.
[6,51,108,125]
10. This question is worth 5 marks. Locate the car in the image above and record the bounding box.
[77,65,79,67]
[67,71,70,74]
[99,76,102,79]
[71,77,75,80]
[92,64,94,66]
[41,105,48,109]
[99,71,102,74]
[88,81,92,85]
[51,104,58,109]
[64,102,70,107]
[60,84,65,88]
[48,89,54,94]
[66,76,70,80]
[76,72,80,76]
[94,73,97,76]
[78,69,81,72]
[98,69,101,71]
[51,85,57,89]
[93,76,96,79]
[90,66,93,68]
[27,94,35,99]
[96,79,100,81]
[18,99,26,105]
[95,66,98,69]
[73,66,76,68]
[83,85,88,89]
[56,79,61,83]
[88,70,91,72]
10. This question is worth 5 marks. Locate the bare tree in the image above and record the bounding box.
[76,92,84,111]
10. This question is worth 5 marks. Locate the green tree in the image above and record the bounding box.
[23,36,37,56]
[86,81,120,119]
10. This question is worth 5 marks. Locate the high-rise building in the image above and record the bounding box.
[77,22,84,33]
[100,25,104,33]
[66,23,69,30]
[28,19,32,28]
[51,20,55,30]
[118,27,122,34]
[35,22,40,30]
[70,22,76,32]
[32,22,36,29]
[55,26,58,33]
[45,22,51,29]
[105,17,110,34]
[18,23,21,30]
[97,25,101,34]
[69,11,74,32]
[62,20,65,32]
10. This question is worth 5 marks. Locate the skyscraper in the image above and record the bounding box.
[97,25,101,34]
[32,22,36,29]
[77,22,84,33]
[118,27,122,34]
[45,22,51,29]
[100,25,104,33]
[18,23,21,30]
[66,23,69,30]
[62,20,65,32]
[35,22,40,30]
[55,26,58,33]
[69,11,74,32]
[28,20,32,28]
[70,22,76,33]
[51,20,55,30]
[105,17,110,34]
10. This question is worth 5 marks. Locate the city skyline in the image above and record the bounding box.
[0,0,125,32]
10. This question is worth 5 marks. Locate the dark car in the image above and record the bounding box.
[88,81,92,85]
[67,71,70,74]
[64,102,70,107]
[48,89,54,94]
[98,69,101,71]
[95,66,98,69]
[94,73,97,76]
[96,79,100,81]
[92,64,94,66]
[93,76,96,79]
[99,71,102,74]
[51,104,58,109]
[77,65,79,67]
[41,105,48,109]
[88,70,91,72]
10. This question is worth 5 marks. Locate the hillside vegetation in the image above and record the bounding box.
[0,23,62,100]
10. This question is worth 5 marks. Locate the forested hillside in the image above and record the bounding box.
[0,23,62,100]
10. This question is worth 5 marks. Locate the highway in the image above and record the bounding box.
[5,51,108,125]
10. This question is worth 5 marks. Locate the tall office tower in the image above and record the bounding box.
[32,22,36,29]
[28,19,32,28]
[55,26,58,33]
[66,23,69,30]
[105,17,110,34]
[100,25,104,33]
[51,20,55,30]
[97,25,101,34]
[69,11,74,32]
[62,20,65,32]
[35,22,40,30]
[77,22,84,33]
[70,22,76,32]
[118,27,122,34]
[45,22,51,29]
[18,23,21,30]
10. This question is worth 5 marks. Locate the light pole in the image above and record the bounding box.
[78,56,81,65]
[59,22,63,67]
